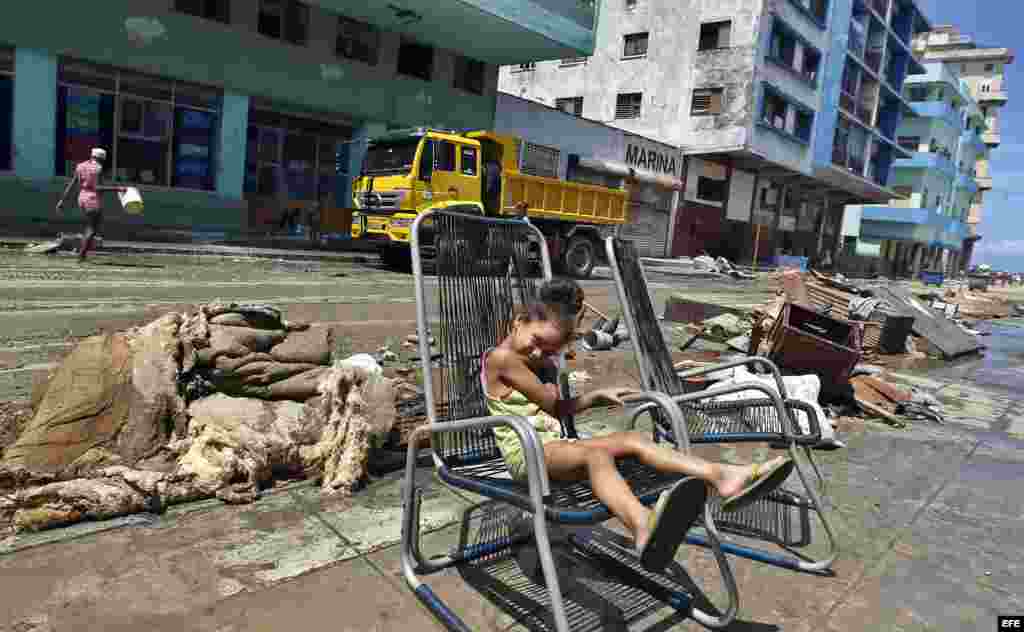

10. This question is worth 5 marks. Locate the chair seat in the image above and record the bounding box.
[439,457,685,525]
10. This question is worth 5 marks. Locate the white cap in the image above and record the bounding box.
[91,148,107,160]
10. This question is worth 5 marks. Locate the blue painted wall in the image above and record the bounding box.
[12,48,56,179]
[216,93,249,200]
[812,0,854,169]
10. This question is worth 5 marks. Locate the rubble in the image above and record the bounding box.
[0,304,401,534]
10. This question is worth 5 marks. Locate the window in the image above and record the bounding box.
[690,88,724,115]
[515,62,536,72]
[397,40,434,81]
[435,141,456,171]
[175,0,230,23]
[454,56,485,95]
[615,93,643,119]
[626,0,637,8]
[906,85,927,102]
[897,135,920,151]
[789,0,828,24]
[802,48,821,84]
[962,64,968,73]
[762,91,787,130]
[555,97,584,116]
[795,109,814,141]
[336,16,379,65]
[696,176,727,202]
[760,84,815,142]
[460,146,477,176]
[258,0,309,45]
[244,109,351,208]
[768,19,820,84]
[56,60,220,190]
[560,57,588,66]
[623,33,649,58]
[769,24,797,67]
[698,21,731,51]
[985,63,995,72]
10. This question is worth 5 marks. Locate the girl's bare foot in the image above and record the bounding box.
[714,456,787,499]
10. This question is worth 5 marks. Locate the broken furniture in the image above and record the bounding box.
[767,303,862,389]
[606,237,838,574]
[400,211,740,631]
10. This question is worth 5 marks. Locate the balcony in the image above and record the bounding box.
[309,0,598,64]
[982,131,1001,146]
[909,101,961,130]
[976,175,994,190]
[859,206,968,248]
[894,152,956,177]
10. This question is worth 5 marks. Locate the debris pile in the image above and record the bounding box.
[0,304,399,534]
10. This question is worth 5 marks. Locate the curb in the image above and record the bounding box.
[0,238,380,264]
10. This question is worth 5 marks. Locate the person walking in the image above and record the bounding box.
[55,148,125,262]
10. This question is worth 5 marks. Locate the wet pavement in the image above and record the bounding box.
[0,249,1022,631]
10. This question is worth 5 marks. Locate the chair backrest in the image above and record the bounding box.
[411,210,552,467]
[607,237,685,396]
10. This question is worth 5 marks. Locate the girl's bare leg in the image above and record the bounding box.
[543,440,654,551]
[577,432,785,499]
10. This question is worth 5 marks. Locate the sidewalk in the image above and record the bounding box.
[1,368,1019,631]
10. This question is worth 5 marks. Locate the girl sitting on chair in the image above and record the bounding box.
[482,278,794,569]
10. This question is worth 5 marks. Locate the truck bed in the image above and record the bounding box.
[499,172,628,226]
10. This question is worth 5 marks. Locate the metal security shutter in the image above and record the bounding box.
[620,205,670,257]
[619,181,672,257]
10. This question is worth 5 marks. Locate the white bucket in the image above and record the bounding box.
[119,187,144,215]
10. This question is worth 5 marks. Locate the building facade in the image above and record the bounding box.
[911,25,1014,269]
[494,91,682,257]
[0,0,597,239]
[499,0,930,264]
[840,60,983,276]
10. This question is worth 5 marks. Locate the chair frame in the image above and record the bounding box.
[400,211,742,632]
[605,236,839,574]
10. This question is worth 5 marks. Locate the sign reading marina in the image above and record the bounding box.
[625,143,677,176]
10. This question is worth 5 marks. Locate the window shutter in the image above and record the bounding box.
[709,90,723,114]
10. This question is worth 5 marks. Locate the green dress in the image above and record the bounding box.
[481,349,564,480]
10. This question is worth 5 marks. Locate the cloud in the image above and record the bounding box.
[974,239,1024,255]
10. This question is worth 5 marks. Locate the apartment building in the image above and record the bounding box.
[841,60,984,276]
[911,25,1014,269]
[0,0,598,238]
[499,0,930,264]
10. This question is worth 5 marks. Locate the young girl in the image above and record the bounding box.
[483,279,794,569]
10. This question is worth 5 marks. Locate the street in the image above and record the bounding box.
[0,248,1021,631]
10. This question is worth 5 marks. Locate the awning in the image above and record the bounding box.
[577,158,683,190]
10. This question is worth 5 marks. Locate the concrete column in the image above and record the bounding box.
[216,93,250,200]
[911,244,924,278]
[13,48,57,179]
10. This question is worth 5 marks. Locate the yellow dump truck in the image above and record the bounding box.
[350,128,629,278]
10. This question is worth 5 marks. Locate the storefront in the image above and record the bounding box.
[243,103,352,232]
[618,136,678,258]
[0,1,501,239]
[494,93,681,258]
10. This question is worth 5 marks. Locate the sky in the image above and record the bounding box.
[915,1,1024,271]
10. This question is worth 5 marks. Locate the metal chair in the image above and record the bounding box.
[400,210,747,631]
[606,237,839,574]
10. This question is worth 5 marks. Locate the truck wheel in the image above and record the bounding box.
[563,235,596,279]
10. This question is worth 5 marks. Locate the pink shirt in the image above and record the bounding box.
[75,160,103,211]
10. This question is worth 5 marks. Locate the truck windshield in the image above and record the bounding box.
[362,139,421,176]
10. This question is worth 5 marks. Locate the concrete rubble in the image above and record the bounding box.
[0,303,400,534]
